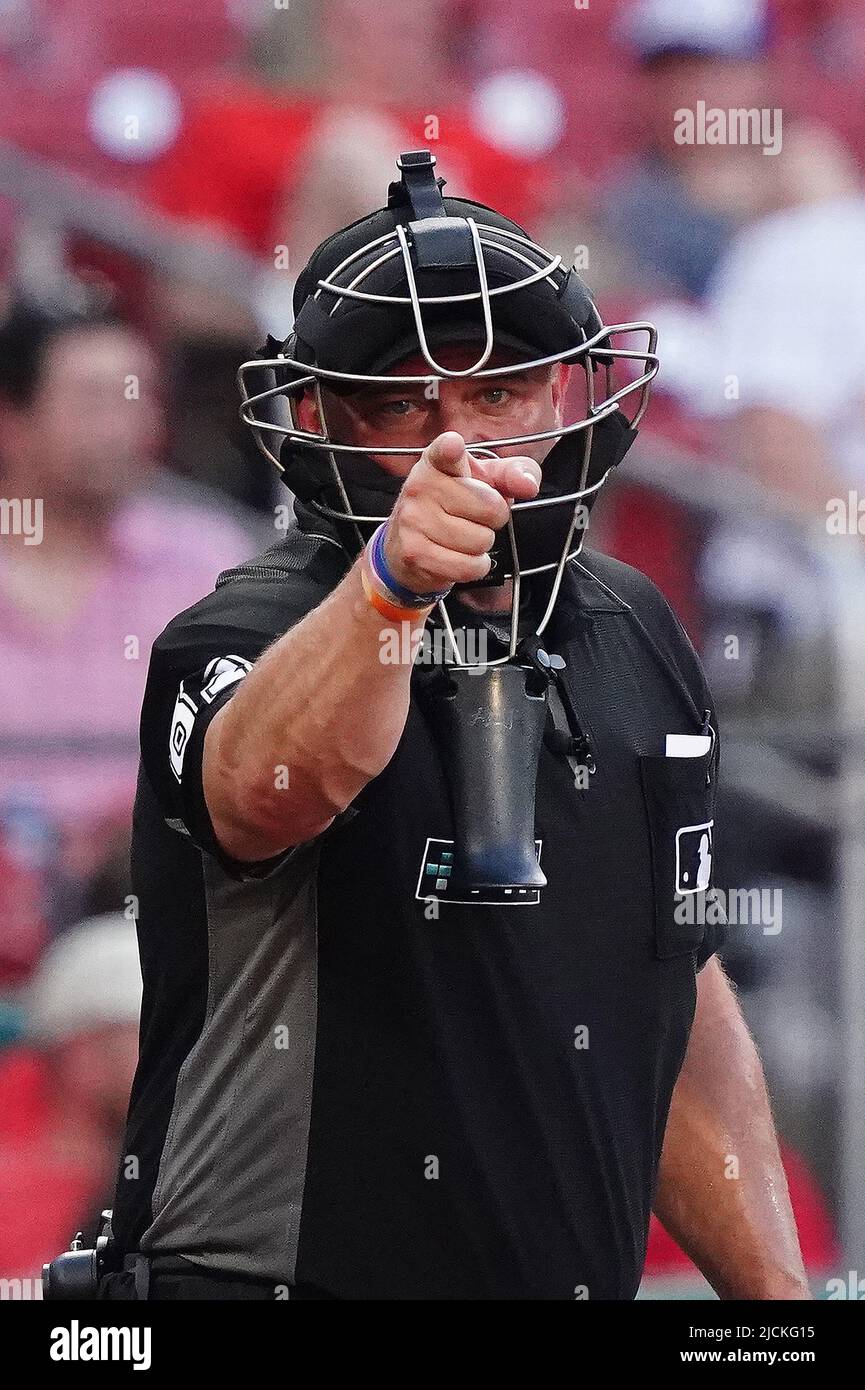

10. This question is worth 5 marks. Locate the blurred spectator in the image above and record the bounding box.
[157,305,279,518]
[0,0,243,194]
[0,913,141,1283]
[703,196,865,509]
[636,186,865,1202]
[147,0,551,297]
[455,0,631,185]
[603,0,858,298]
[773,0,865,165]
[0,296,260,982]
[646,191,864,793]
[652,194,865,511]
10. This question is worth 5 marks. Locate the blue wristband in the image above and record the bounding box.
[369,523,451,607]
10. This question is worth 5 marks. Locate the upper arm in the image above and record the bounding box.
[142,646,289,880]
[140,578,327,882]
[685,956,751,1077]
[201,698,337,865]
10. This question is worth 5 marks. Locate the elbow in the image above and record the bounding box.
[239,774,339,847]
[214,762,342,859]
[203,716,338,860]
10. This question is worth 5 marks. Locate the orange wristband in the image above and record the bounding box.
[360,562,434,623]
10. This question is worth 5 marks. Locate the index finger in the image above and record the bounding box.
[424,431,472,479]
[467,453,542,501]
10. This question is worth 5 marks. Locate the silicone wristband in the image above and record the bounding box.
[368,523,451,608]
[360,561,434,623]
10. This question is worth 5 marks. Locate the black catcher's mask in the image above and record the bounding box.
[238,149,658,665]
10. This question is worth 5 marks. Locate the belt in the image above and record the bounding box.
[108,1254,336,1300]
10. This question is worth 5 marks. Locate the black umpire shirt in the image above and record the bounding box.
[111,500,725,1300]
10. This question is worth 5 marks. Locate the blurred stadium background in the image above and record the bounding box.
[0,0,863,1298]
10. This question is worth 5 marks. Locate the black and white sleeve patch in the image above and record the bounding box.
[168,656,252,784]
[169,684,199,784]
[199,655,253,705]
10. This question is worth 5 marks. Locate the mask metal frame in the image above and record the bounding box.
[238,218,659,667]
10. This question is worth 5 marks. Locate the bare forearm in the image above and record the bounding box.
[204,558,425,859]
[654,960,810,1300]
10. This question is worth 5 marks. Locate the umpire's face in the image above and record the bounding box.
[296,344,571,477]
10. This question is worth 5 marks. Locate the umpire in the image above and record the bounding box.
[97,152,808,1300]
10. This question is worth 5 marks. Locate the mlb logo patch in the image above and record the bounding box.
[675,821,713,895]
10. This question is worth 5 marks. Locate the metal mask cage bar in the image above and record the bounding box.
[431,343,599,665]
[318,221,565,378]
[237,322,659,473]
[313,221,565,316]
